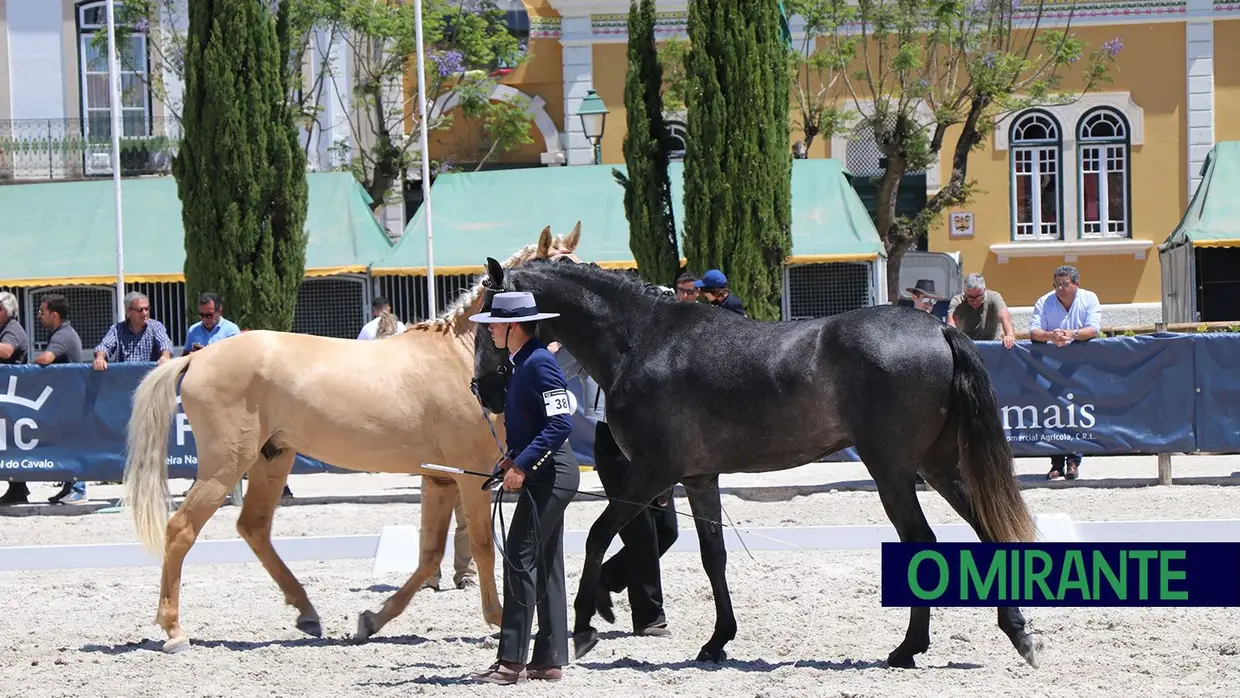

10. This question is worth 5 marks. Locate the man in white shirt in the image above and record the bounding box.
[357,296,406,340]
[1029,265,1102,481]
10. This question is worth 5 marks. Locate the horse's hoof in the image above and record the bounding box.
[695,646,726,663]
[595,586,615,625]
[573,628,599,659]
[886,649,916,669]
[162,636,190,654]
[296,616,322,638]
[1019,634,1043,668]
[355,610,380,642]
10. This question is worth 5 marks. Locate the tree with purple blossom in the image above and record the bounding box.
[787,0,1119,299]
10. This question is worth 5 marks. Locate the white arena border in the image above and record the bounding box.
[2,514,1239,575]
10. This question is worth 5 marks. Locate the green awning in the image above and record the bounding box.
[1161,141,1240,252]
[0,171,393,287]
[374,158,884,275]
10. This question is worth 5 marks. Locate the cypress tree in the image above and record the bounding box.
[174,0,308,331]
[616,0,679,287]
[683,0,791,320]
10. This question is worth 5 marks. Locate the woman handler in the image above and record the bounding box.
[470,291,581,685]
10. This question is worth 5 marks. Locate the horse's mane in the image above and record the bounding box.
[517,259,679,304]
[410,242,540,333]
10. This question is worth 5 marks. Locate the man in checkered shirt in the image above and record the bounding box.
[92,291,173,370]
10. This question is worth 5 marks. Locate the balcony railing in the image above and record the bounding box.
[0,116,181,182]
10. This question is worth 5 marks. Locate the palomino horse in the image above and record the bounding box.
[471,257,1043,670]
[121,225,583,653]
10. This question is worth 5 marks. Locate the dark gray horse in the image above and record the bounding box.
[470,256,1042,670]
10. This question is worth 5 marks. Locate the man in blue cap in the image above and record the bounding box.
[695,269,746,317]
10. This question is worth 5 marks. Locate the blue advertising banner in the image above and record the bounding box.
[974,335,1198,456]
[0,333,1232,483]
[0,362,341,482]
[1193,333,1240,453]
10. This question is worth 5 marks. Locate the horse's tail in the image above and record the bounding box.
[123,353,194,558]
[941,324,1037,543]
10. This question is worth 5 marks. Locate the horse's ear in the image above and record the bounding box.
[537,226,553,257]
[563,221,581,251]
[486,257,504,286]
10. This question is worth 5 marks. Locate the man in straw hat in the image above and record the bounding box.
[469,291,581,685]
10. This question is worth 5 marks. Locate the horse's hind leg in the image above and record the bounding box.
[922,453,1042,668]
[155,452,243,653]
[855,442,939,669]
[355,473,457,641]
[681,474,737,663]
[234,449,322,637]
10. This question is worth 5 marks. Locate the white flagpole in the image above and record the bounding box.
[105,0,126,323]
[413,0,436,318]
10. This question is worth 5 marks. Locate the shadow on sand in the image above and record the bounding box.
[78,631,481,655]
[358,653,983,688]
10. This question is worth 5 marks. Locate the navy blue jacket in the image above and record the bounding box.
[718,293,746,317]
[504,338,574,473]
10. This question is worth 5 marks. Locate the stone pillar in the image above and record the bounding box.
[559,15,595,166]
[1186,0,1214,199]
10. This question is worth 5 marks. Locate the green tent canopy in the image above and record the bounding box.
[373,158,885,276]
[1161,141,1240,252]
[0,171,393,287]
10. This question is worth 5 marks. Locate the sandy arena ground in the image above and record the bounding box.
[3,485,1240,696]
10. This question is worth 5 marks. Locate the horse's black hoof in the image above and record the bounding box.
[595,586,616,625]
[695,646,726,663]
[296,618,322,638]
[886,649,917,669]
[573,628,599,659]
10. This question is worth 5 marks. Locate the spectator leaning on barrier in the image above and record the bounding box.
[948,273,1017,349]
[695,269,746,317]
[184,292,240,355]
[0,292,30,505]
[1029,265,1102,481]
[34,294,88,504]
[93,291,173,370]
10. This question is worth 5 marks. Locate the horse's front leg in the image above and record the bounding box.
[682,474,737,663]
[572,498,641,658]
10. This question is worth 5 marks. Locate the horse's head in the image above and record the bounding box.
[469,223,583,414]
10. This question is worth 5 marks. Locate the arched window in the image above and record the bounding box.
[77,1,151,142]
[1009,110,1062,241]
[665,120,687,160]
[1077,107,1130,239]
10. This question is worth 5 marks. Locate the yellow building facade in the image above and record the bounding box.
[422,0,1233,316]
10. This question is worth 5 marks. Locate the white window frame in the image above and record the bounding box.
[1009,111,1063,242]
[77,1,152,144]
[1076,108,1131,241]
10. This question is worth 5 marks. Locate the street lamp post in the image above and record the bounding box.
[576,88,608,165]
